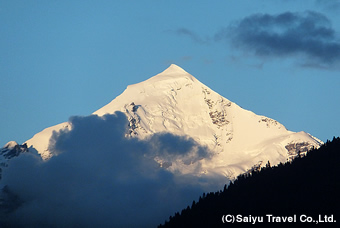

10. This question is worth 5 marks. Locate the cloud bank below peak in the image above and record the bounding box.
[0,112,224,227]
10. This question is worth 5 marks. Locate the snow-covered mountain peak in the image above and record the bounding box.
[141,64,196,85]
[0,141,28,160]
[21,64,322,179]
[159,64,190,76]
[94,64,206,117]
[3,141,19,149]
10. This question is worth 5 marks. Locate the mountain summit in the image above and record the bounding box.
[152,63,192,77]
[22,64,322,178]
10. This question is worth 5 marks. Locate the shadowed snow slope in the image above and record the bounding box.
[24,64,322,178]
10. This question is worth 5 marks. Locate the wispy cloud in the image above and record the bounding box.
[1,112,224,227]
[315,0,340,12]
[216,11,340,68]
[172,28,210,44]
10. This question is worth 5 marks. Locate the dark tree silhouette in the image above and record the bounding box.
[159,137,340,227]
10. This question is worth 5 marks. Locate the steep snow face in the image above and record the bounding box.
[23,64,322,178]
[95,64,233,142]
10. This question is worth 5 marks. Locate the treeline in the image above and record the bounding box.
[159,137,340,227]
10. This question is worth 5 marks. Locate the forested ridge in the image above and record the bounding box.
[159,137,340,227]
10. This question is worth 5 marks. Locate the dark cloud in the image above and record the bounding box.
[216,11,340,68]
[0,112,225,227]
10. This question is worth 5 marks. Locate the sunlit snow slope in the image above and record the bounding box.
[24,64,322,178]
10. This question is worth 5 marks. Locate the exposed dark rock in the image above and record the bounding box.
[0,142,28,159]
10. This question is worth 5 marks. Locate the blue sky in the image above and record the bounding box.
[1,0,340,146]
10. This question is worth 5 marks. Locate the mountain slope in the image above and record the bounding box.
[23,64,322,178]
